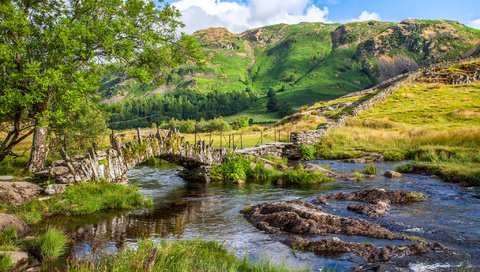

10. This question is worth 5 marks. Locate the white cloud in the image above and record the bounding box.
[172,0,330,34]
[469,19,480,29]
[347,10,381,23]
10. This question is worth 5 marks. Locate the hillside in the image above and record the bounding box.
[286,58,480,185]
[104,19,480,124]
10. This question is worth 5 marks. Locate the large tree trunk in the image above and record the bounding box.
[28,125,49,173]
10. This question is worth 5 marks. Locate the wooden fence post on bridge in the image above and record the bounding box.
[240,133,243,149]
[261,130,263,145]
[232,134,235,149]
[137,127,142,144]
[220,131,223,155]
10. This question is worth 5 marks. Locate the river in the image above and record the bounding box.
[44,160,480,271]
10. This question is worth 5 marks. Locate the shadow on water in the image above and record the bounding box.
[43,160,480,271]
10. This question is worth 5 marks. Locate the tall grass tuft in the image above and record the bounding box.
[363,163,379,175]
[0,228,19,251]
[0,253,12,272]
[35,228,68,262]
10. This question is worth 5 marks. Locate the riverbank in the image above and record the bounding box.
[308,81,480,186]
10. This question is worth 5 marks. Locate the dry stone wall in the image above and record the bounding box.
[290,57,480,146]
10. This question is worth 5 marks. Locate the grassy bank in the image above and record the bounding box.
[67,239,293,272]
[312,81,480,185]
[2,182,151,224]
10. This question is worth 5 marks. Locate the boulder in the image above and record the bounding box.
[244,200,405,240]
[0,251,29,272]
[0,214,30,236]
[0,182,42,205]
[0,176,14,181]
[285,236,445,263]
[384,170,402,178]
[44,184,67,195]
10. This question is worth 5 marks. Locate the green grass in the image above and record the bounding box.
[0,156,30,177]
[0,253,12,272]
[277,165,334,185]
[7,182,151,224]
[363,163,379,175]
[314,77,480,185]
[34,228,68,262]
[0,228,19,251]
[67,239,295,272]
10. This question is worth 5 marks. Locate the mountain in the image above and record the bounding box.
[103,19,480,123]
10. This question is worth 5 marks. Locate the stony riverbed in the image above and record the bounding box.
[42,160,480,271]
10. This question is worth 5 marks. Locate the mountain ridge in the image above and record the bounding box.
[103,19,480,123]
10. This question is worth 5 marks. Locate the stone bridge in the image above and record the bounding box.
[36,129,298,184]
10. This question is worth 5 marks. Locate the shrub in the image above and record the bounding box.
[35,228,68,262]
[363,163,379,175]
[300,145,316,161]
[0,253,12,272]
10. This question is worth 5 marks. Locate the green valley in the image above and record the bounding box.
[105,19,480,126]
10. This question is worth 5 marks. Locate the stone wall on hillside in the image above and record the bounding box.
[290,57,480,146]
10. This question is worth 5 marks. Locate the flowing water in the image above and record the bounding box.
[44,161,480,271]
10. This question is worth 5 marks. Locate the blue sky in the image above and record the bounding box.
[163,0,480,33]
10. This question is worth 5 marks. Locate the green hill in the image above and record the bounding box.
[104,19,480,125]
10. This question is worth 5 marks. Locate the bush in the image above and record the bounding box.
[363,163,379,175]
[35,228,68,262]
[300,145,316,161]
[0,253,12,272]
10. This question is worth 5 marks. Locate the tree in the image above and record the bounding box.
[266,89,279,112]
[0,0,201,171]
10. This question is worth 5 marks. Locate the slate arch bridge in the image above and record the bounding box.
[36,129,297,184]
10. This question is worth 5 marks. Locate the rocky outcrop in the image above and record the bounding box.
[243,200,405,240]
[0,182,42,205]
[0,214,30,236]
[286,236,445,263]
[314,189,427,218]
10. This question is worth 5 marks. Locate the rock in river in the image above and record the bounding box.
[243,200,405,240]
[313,188,428,218]
[286,236,446,263]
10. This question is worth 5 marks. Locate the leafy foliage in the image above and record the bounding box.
[0,0,200,163]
